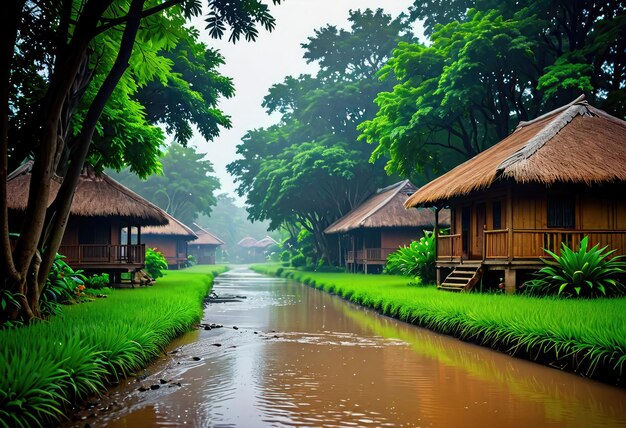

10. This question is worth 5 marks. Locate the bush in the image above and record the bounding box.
[384,231,435,282]
[84,273,110,290]
[41,254,86,317]
[525,236,626,298]
[186,254,196,267]
[145,248,168,279]
[291,253,306,268]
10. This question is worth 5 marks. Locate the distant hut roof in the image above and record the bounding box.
[190,225,224,246]
[325,180,448,234]
[143,211,197,240]
[7,161,168,226]
[405,96,626,208]
[238,236,258,248]
[254,236,278,248]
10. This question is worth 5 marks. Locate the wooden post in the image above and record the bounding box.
[504,268,516,294]
[363,236,367,274]
[434,206,440,259]
[507,186,513,262]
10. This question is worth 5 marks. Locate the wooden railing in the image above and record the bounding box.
[346,248,399,264]
[436,234,461,260]
[440,229,626,261]
[59,244,145,266]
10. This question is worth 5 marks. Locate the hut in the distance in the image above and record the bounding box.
[7,161,169,282]
[405,95,626,292]
[325,180,449,273]
[142,212,198,269]
[188,225,224,264]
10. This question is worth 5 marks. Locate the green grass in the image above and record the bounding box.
[0,265,227,427]
[252,263,626,386]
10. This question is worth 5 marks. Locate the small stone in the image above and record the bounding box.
[138,386,149,392]
[233,326,239,330]
[271,330,276,333]
[204,325,211,330]
[160,379,168,384]
[212,343,222,347]
[254,331,258,334]
[150,384,160,390]
[274,335,279,339]
[192,356,201,361]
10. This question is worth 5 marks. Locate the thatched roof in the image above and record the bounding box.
[325,180,448,234]
[143,211,197,240]
[190,225,224,246]
[254,236,278,248]
[7,162,168,226]
[406,96,626,208]
[238,236,258,248]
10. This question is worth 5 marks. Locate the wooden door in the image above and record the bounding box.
[472,203,486,259]
[461,207,470,259]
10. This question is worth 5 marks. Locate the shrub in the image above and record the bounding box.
[186,254,197,267]
[84,273,110,290]
[291,253,306,268]
[41,254,86,317]
[525,236,626,298]
[145,248,168,279]
[384,231,435,282]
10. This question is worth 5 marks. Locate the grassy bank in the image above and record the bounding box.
[0,265,227,427]
[251,264,626,387]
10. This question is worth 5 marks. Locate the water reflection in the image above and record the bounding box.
[91,267,626,427]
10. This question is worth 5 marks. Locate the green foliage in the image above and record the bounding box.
[290,253,306,268]
[186,254,197,267]
[145,248,168,280]
[228,9,415,262]
[40,254,86,318]
[361,2,626,183]
[525,237,626,298]
[384,231,436,282]
[110,144,220,225]
[0,266,227,427]
[251,264,626,383]
[84,274,110,290]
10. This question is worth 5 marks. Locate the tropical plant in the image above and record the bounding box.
[85,273,110,290]
[40,254,86,317]
[384,231,436,282]
[145,248,168,280]
[525,236,626,298]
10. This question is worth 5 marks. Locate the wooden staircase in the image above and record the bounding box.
[439,265,483,292]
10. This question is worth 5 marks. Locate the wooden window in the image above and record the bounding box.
[547,195,575,228]
[492,201,502,229]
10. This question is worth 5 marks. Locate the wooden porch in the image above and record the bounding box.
[437,229,626,263]
[346,247,398,265]
[58,243,146,269]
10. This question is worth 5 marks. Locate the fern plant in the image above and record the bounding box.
[384,231,436,283]
[525,236,626,298]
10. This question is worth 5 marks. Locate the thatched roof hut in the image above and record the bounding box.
[143,212,198,240]
[238,236,258,248]
[7,161,168,226]
[325,180,447,234]
[254,236,278,248]
[192,225,224,246]
[405,95,626,208]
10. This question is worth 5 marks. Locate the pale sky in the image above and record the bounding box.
[188,0,417,205]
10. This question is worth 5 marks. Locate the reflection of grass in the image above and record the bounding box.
[0,265,227,427]
[251,264,626,386]
[341,304,625,427]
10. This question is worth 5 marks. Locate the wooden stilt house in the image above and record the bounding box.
[404,96,626,292]
[325,180,450,273]
[142,213,198,269]
[188,226,224,265]
[7,162,169,281]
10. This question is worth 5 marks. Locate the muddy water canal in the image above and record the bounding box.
[83,267,626,427]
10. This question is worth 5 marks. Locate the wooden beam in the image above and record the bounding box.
[507,186,513,262]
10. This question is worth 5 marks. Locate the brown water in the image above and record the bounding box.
[77,267,626,427]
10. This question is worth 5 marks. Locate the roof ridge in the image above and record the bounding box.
[514,94,586,130]
[496,102,591,175]
[358,180,410,226]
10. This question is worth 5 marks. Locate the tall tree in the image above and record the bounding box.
[228,9,414,264]
[110,144,220,225]
[360,1,625,181]
[2,0,281,322]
